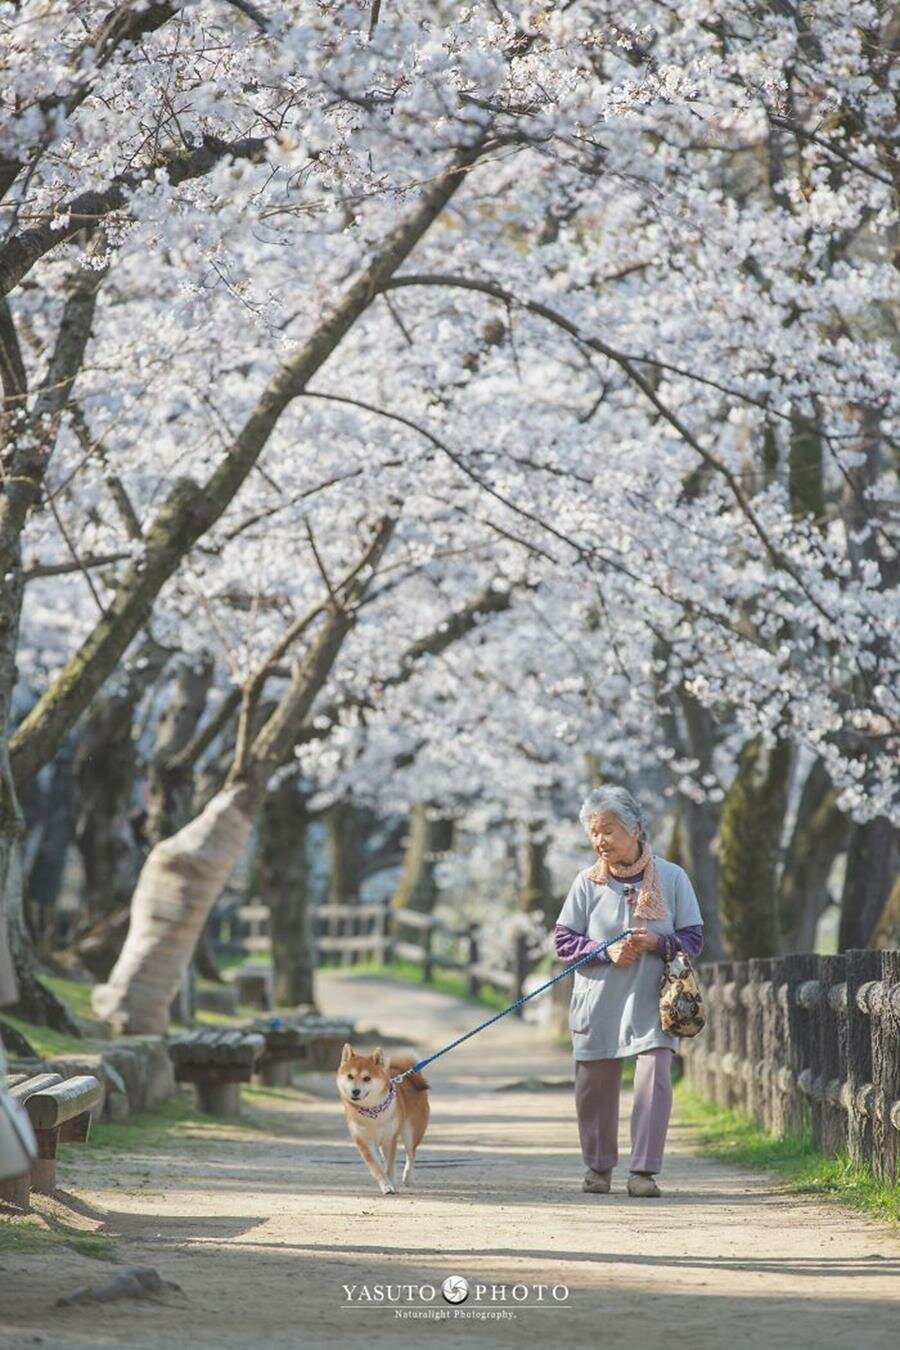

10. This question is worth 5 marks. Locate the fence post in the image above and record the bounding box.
[759,957,782,1135]
[383,908,396,965]
[731,959,749,1116]
[746,957,767,1129]
[717,961,735,1110]
[702,961,717,1101]
[467,923,480,999]
[769,958,789,1137]
[422,923,434,983]
[871,950,900,1185]
[818,954,848,1158]
[784,952,818,1141]
[707,962,725,1107]
[341,905,352,968]
[845,947,881,1172]
[677,962,702,1095]
[698,961,712,1095]
[373,906,387,965]
[514,933,528,1016]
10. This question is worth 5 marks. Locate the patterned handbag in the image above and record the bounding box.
[659,950,707,1037]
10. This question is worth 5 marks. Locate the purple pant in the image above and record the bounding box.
[574,1048,675,1175]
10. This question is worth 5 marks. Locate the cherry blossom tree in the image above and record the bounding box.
[1,1,897,1016]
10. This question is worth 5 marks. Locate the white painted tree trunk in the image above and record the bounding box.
[91,559,497,1034]
[91,782,258,1033]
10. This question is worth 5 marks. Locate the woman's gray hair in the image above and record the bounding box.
[579,785,647,843]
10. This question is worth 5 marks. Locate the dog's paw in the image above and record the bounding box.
[380,1180,397,1195]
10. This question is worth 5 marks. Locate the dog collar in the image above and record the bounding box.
[352,1080,397,1118]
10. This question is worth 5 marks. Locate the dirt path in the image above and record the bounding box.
[2,972,898,1350]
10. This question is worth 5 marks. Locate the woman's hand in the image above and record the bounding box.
[628,927,660,955]
[609,928,657,966]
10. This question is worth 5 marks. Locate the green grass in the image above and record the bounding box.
[675,1081,900,1227]
[0,1011,86,1059]
[217,952,271,971]
[0,1217,117,1262]
[41,974,96,1022]
[193,1005,247,1027]
[0,970,273,1056]
[1,972,106,1060]
[88,1094,206,1152]
[87,1092,276,1151]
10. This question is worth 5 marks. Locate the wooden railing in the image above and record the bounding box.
[678,949,900,1184]
[314,903,535,1012]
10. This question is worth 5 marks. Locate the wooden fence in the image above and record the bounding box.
[678,949,900,1185]
[314,902,535,1011]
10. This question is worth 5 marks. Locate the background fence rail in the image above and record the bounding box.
[679,948,900,1184]
[313,903,534,1011]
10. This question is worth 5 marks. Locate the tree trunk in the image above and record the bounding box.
[653,658,725,959]
[0,815,21,1008]
[326,800,366,906]
[70,904,132,982]
[677,691,725,958]
[145,653,214,846]
[73,689,143,926]
[666,809,686,868]
[4,836,79,1031]
[868,873,900,949]
[788,409,825,522]
[67,641,172,977]
[718,735,793,959]
[91,781,259,1032]
[144,654,217,986]
[89,546,511,1034]
[91,525,393,1032]
[778,758,849,952]
[838,816,899,952]
[193,922,224,983]
[259,774,316,1008]
[1,270,103,1011]
[391,802,454,915]
[517,827,554,927]
[21,733,76,943]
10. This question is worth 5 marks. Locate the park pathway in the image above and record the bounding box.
[1,970,898,1350]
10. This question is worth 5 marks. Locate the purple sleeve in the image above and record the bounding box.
[656,924,704,963]
[555,923,611,966]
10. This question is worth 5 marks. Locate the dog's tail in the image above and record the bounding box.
[389,1054,431,1091]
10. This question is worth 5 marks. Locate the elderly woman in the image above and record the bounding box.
[554,785,704,1198]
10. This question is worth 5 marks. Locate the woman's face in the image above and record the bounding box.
[587,810,640,865]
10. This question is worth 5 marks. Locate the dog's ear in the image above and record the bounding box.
[340,1042,354,1063]
[371,1046,384,1064]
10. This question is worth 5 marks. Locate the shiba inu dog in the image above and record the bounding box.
[337,1044,431,1195]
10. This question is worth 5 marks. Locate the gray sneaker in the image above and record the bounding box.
[582,1166,613,1193]
[626,1171,661,1197]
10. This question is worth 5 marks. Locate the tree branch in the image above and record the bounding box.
[1,135,270,296]
[8,133,490,790]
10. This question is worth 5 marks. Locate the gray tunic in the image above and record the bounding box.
[556,856,704,1060]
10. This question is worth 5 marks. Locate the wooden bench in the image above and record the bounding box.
[247,1019,310,1086]
[167,1030,265,1115]
[295,1016,357,1072]
[243,1015,357,1085]
[0,1072,103,1210]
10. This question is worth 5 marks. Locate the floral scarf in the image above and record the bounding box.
[586,841,669,920]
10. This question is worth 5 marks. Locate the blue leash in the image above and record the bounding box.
[389,927,636,1084]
